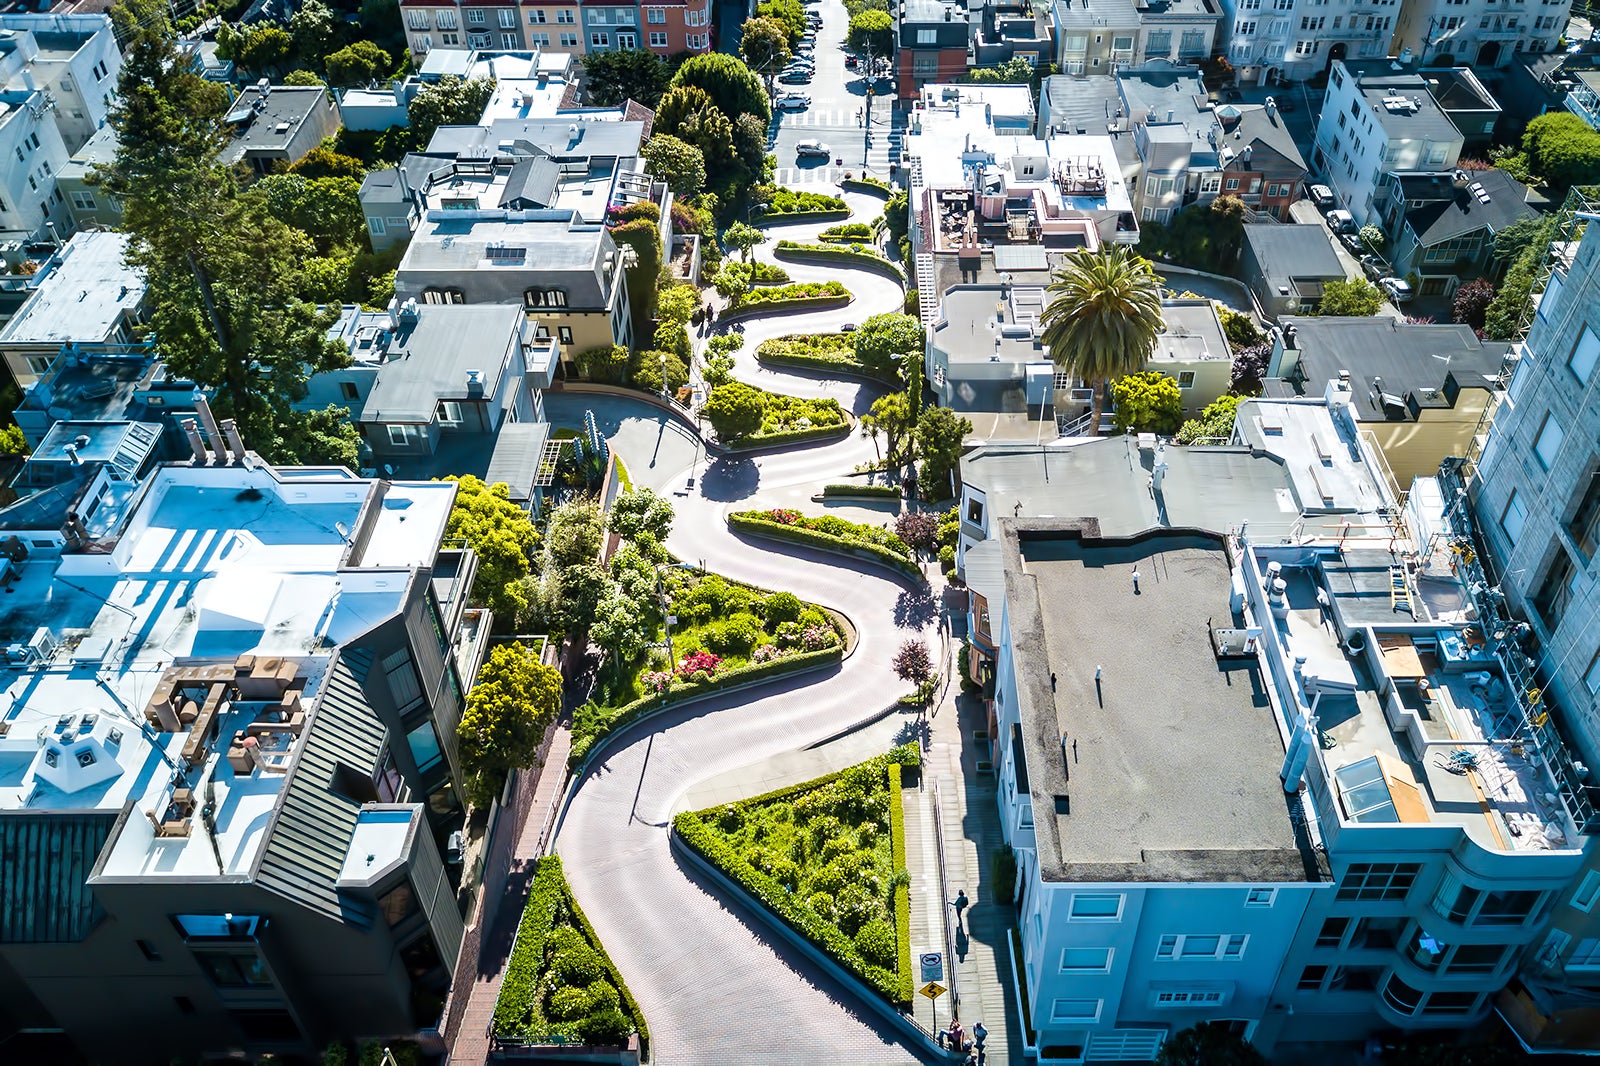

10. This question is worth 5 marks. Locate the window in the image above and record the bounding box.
[532,31,550,44]
[1535,549,1579,631]
[1316,917,1349,947]
[406,718,444,774]
[1146,30,1172,54]
[1069,894,1123,921]
[1179,30,1205,55]
[1112,35,1133,52]
[69,190,95,211]
[379,882,419,927]
[1587,651,1600,696]
[617,31,635,47]
[1382,973,1424,1016]
[525,288,568,308]
[468,8,485,23]
[384,648,424,709]
[1176,371,1196,389]
[502,32,519,47]
[173,914,262,940]
[617,7,634,21]
[498,8,515,26]
[647,6,665,21]
[437,401,464,425]
[25,354,53,376]
[408,10,429,28]
[1298,965,1328,990]
[1245,888,1277,907]
[387,424,409,447]
[1500,490,1528,543]
[1448,943,1506,975]
[1050,999,1102,1023]
[1294,40,1318,55]
[650,31,667,46]
[917,28,937,43]
[1060,947,1114,972]
[530,9,546,22]
[1476,889,1543,926]
[1156,934,1247,960]
[1424,991,1480,1015]
[197,951,273,988]
[1338,863,1419,901]
[1432,870,1479,923]
[422,287,465,305]
[367,214,388,237]
[441,32,459,44]
[592,31,609,46]
[560,32,579,45]
[1152,989,1226,1007]
[558,325,574,344]
[1571,938,1600,971]
[1570,326,1600,383]
[1225,177,1239,191]
[1330,965,1381,992]
[558,7,575,21]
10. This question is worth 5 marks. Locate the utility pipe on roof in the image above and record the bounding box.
[181,418,208,464]
[193,394,230,464]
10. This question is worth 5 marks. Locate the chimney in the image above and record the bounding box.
[221,419,247,463]
[182,417,208,463]
[193,394,230,464]
[21,70,33,92]
[62,510,86,549]
[1265,96,1277,119]
[466,369,485,397]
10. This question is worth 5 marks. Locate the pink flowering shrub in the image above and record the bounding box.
[765,508,802,525]
[753,644,785,664]
[675,650,723,678]
[642,670,674,694]
[800,625,839,651]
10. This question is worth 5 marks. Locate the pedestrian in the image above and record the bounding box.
[973,1020,988,1058]
[950,888,969,925]
[948,1019,965,1054]
[1132,565,1141,593]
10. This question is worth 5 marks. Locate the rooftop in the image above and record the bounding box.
[1053,0,1215,28]
[1405,168,1537,246]
[1151,298,1229,366]
[400,209,613,276]
[0,462,457,881]
[1266,317,1510,422]
[360,304,525,424]
[1345,67,1464,143]
[222,84,329,158]
[1001,525,1314,882]
[1243,223,1347,295]
[60,122,119,175]
[1038,73,1127,136]
[0,231,144,347]
[1420,66,1502,114]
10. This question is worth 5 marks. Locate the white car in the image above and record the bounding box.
[1378,276,1414,303]
[1325,209,1357,234]
[775,92,810,110]
[795,139,831,158]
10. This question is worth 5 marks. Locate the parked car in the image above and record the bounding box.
[786,57,816,71]
[1308,184,1335,209]
[1378,276,1415,303]
[778,68,812,83]
[1358,254,1387,280]
[841,322,858,332]
[796,139,831,158]
[1326,209,1357,234]
[1340,231,1368,254]
[776,92,810,110]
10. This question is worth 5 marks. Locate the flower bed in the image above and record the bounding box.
[744,280,850,304]
[571,572,846,767]
[493,855,649,1054]
[842,175,893,196]
[752,389,847,437]
[755,334,896,384]
[763,188,849,214]
[673,745,920,1006]
[772,241,906,280]
[724,423,851,450]
[748,261,791,284]
[818,222,875,242]
[729,509,923,582]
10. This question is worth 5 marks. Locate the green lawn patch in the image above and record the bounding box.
[674,745,921,1006]
[571,572,845,767]
[493,856,649,1054]
[842,175,893,196]
[728,509,923,581]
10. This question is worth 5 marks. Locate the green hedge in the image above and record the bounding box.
[729,513,924,582]
[726,423,851,450]
[720,294,852,322]
[562,861,652,1058]
[569,645,845,768]
[753,208,852,223]
[888,762,913,1005]
[822,483,901,499]
[773,242,906,279]
[842,176,893,196]
[492,856,564,1037]
[745,280,849,303]
[754,348,897,385]
[767,188,849,213]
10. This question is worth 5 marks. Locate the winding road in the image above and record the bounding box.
[551,189,938,1064]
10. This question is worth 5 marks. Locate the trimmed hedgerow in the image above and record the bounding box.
[763,188,849,214]
[773,241,906,279]
[888,762,913,1005]
[822,483,901,499]
[493,856,646,1053]
[729,510,923,582]
[842,175,893,196]
[673,745,921,1006]
[725,424,850,450]
[744,280,850,304]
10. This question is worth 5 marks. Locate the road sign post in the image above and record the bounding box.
[919,980,947,1040]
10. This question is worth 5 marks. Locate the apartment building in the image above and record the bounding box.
[1386,168,1537,296]
[1221,0,1396,86]
[1053,0,1221,76]
[974,390,1592,1059]
[897,0,971,100]
[1312,60,1464,227]
[0,440,488,1063]
[0,14,122,155]
[1392,0,1570,70]
[56,122,119,230]
[222,82,343,176]
[972,0,1055,70]
[1117,67,1308,222]
[400,0,711,58]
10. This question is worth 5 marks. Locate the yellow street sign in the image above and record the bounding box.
[919,981,947,1001]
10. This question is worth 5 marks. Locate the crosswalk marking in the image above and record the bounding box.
[771,108,905,130]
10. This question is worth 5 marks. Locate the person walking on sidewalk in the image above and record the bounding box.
[950,888,970,927]
[972,1020,988,1064]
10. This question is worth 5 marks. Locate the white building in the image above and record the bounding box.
[0,230,147,390]
[1220,0,1396,86]
[0,14,122,154]
[1392,0,1570,71]
[1311,60,1464,227]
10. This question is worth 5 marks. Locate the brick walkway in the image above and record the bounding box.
[902,632,1026,1062]
[447,725,572,1066]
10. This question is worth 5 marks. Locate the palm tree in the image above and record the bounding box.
[1038,245,1166,434]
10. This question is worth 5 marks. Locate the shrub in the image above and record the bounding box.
[818,222,874,241]
[730,511,922,582]
[762,591,804,624]
[764,187,848,214]
[991,844,1018,905]
[703,616,761,655]
[675,649,724,677]
[740,280,850,304]
[578,1008,633,1047]
[893,511,939,550]
[1111,370,1184,435]
[892,639,933,684]
[551,944,605,986]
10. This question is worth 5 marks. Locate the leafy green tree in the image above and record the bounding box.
[1316,277,1385,317]
[591,589,652,663]
[1176,394,1242,445]
[853,313,923,378]
[459,643,562,807]
[254,174,366,254]
[847,10,894,56]
[705,382,767,440]
[541,561,613,631]
[575,344,631,383]
[1217,305,1263,351]
[1358,223,1386,253]
[655,87,738,175]
[277,404,362,468]
[99,34,349,462]
[110,0,170,48]
[582,48,671,108]
[669,53,770,125]
[723,221,766,264]
[915,406,972,501]
[1483,217,1557,340]
[1493,213,1551,264]
[740,16,793,75]
[756,0,807,44]
[1039,246,1166,431]
[862,389,915,467]
[1111,370,1183,434]
[1158,1023,1266,1066]
[1521,111,1600,189]
[408,76,495,147]
[632,349,689,394]
[0,422,28,456]
[610,217,663,335]
[641,134,706,196]
[656,283,701,324]
[288,147,367,180]
[961,56,1036,83]
[444,475,540,619]
[325,41,391,87]
[544,499,607,569]
[359,0,407,54]
[883,188,909,260]
[222,24,293,76]
[284,69,326,87]
[610,487,675,542]
[289,1,345,68]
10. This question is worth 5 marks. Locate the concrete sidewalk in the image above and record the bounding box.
[903,636,1026,1061]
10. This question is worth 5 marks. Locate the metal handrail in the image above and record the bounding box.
[931,781,962,1020]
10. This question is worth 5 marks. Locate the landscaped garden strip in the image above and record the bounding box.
[728,509,924,582]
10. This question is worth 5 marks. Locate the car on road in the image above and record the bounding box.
[1326,209,1357,234]
[1358,254,1387,280]
[796,139,832,158]
[778,68,812,83]
[776,92,810,110]
[1308,183,1335,209]
[840,322,858,332]
[1378,276,1414,303]
[1340,231,1368,254]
